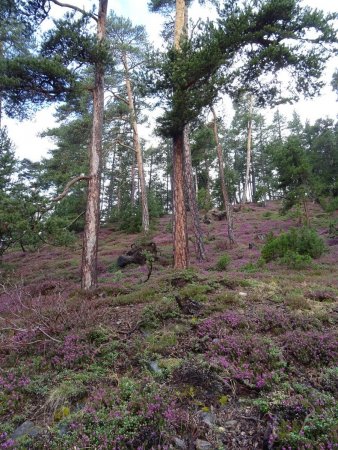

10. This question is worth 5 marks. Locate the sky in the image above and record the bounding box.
[3,0,338,162]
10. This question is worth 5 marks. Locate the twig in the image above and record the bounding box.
[37,327,62,343]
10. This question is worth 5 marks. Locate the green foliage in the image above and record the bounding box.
[141,296,180,330]
[146,330,177,354]
[279,250,313,269]
[261,227,325,262]
[119,377,137,401]
[197,187,213,211]
[325,197,338,214]
[215,254,231,270]
[47,372,90,412]
[0,127,16,191]
[328,219,338,238]
[116,204,142,233]
[180,283,210,301]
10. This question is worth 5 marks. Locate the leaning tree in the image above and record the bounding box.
[149,0,337,268]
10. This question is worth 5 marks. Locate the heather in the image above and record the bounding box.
[0,201,337,449]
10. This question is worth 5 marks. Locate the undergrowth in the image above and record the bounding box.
[0,202,337,449]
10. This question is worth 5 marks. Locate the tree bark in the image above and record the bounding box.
[81,0,108,290]
[184,126,206,261]
[211,106,235,245]
[122,53,149,234]
[242,94,253,204]
[172,0,189,268]
[173,133,188,268]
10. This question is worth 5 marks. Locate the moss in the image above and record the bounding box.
[180,283,210,302]
[285,294,311,310]
[158,358,183,372]
[146,331,178,354]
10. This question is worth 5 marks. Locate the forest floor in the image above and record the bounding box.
[0,201,337,449]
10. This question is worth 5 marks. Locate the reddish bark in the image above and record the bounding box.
[81,0,108,290]
[173,132,189,268]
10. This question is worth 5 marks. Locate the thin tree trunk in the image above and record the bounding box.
[148,153,153,192]
[107,150,116,216]
[81,0,108,290]
[242,94,253,204]
[211,106,235,245]
[130,152,136,207]
[173,132,188,268]
[184,126,206,261]
[122,53,149,234]
[251,154,256,201]
[211,107,229,211]
[172,0,189,268]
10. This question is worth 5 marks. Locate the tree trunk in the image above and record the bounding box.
[251,153,256,201]
[242,94,253,204]
[211,106,235,245]
[171,0,189,268]
[184,126,206,261]
[106,150,116,216]
[122,53,149,234]
[130,153,136,207]
[173,132,188,268]
[148,152,153,192]
[211,107,229,211]
[81,0,108,290]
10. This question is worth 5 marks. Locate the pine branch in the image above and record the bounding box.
[49,0,98,21]
[51,175,90,202]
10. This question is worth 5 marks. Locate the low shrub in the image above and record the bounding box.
[215,254,231,270]
[261,227,325,262]
[280,251,313,269]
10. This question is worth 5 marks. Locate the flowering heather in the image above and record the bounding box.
[0,200,337,449]
[280,331,338,366]
[51,334,92,368]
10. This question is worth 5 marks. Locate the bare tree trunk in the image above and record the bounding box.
[130,153,136,207]
[251,154,256,201]
[107,150,116,216]
[81,0,108,290]
[172,0,189,268]
[184,126,206,261]
[148,152,153,192]
[211,106,235,245]
[242,94,253,204]
[173,132,188,268]
[211,107,229,211]
[122,53,149,234]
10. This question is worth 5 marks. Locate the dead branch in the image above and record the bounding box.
[51,175,90,203]
[115,139,136,153]
[49,0,98,21]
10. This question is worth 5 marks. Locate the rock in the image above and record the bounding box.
[175,296,202,315]
[149,360,162,374]
[11,421,42,440]
[195,439,212,450]
[173,437,187,449]
[239,292,247,297]
[199,411,216,427]
[224,420,238,428]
